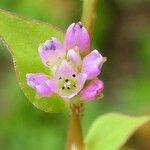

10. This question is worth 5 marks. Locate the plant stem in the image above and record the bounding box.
[81,0,97,36]
[66,1,98,149]
[66,103,84,150]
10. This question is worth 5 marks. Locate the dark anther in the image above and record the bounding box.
[65,79,69,82]
[62,86,65,90]
[78,22,83,28]
[73,23,83,32]
[67,87,71,90]
[73,84,76,87]
[59,77,62,80]
[72,74,76,77]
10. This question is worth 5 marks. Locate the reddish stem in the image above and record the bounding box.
[66,103,84,150]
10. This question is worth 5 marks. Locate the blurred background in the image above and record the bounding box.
[0,0,150,149]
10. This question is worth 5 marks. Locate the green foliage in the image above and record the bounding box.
[0,9,69,113]
[85,113,150,150]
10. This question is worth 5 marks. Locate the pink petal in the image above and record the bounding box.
[77,26,90,52]
[67,49,82,67]
[64,22,90,53]
[26,73,55,97]
[36,82,55,97]
[26,73,48,88]
[55,60,77,78]
[64,23,76,50]
[80,80,104,100]
[77,73,88,93]
[38,37,65,67]
[82,50,104,79]
[45,79,57,93]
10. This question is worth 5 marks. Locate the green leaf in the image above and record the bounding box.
[0,9,69,113]
[85,113,150,150]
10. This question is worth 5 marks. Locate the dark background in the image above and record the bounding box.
[0,0,150,149]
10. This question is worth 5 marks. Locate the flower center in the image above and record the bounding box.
[58,74,77,94]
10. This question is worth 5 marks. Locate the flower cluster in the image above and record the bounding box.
[26,22,105,101]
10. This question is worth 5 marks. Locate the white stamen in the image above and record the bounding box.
[66,81,71,86]
[64,84,67,88]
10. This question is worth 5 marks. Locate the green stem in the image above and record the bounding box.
[81,0,97,36]
[66,104,84,150]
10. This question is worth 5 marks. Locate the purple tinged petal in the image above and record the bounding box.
[26,73,48,88]
[80,79,104,100]
[67,49,82,67]
[45,79,57,92]
[64,23,76,50]
[38,37,65,67]
[77,73,87,91]
[77,26,90,52]
[55,60,77,78]
[64,22,90,53]
[36,83,54,97]
[82,50,105,79]
[26,73,55,97]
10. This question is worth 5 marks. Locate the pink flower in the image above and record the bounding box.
[26,22,106,101]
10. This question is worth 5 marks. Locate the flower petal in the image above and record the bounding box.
[77,25,90,52]
[67,49,82,67]
[80,79,104,100]
[26,73,55,97]
[55,60,77,78]
[64,23,76,49]
[75,73,88,95]
[45,79,57,93]
[64,22,90,53]
[26,73,48,88]
[82,50,105,79]
[38,37,65,67]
